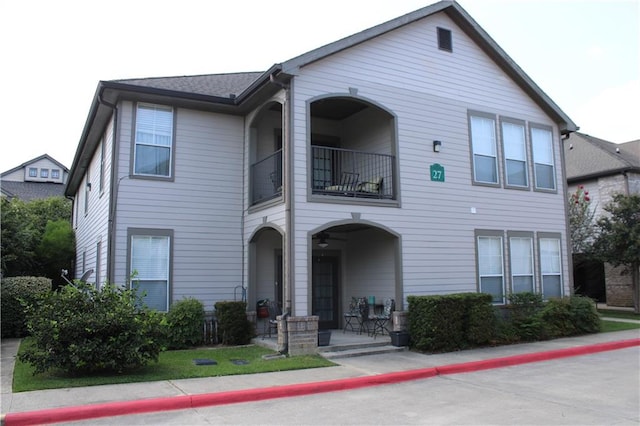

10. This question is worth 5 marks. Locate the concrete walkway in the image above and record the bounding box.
[1,324,639,425]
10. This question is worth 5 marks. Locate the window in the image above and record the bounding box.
[99,137,105,193]
[476,231,505,303]
[84,169,90,216]
[531,125,555,190]
[28,168,37,177]
[437,27,452,52]
[539,235,563,299]
[134,104,173,177]
[95,241,102,289]
[502,120,528,187]
[509,234,534,293]
[40,169,49,178]
[51,169,60,179]
[129,230,172,311]
[469,113,498,185]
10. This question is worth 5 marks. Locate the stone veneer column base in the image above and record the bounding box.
[285,316,319,356]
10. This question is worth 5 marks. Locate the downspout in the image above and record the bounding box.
[65,195,76,277]
[97,91,118,286]
[559,130,575,296]
[270,72,292,354]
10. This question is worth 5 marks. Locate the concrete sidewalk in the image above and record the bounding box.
[2,328,639,425]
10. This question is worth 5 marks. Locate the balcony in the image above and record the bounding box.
[251,150,282,205]
[311,146,395,200]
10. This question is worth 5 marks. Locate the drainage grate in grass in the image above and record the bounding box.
[230,359,249,365]
[193,359,217,366]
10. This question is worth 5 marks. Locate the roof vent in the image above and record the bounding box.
[437,27,452,52]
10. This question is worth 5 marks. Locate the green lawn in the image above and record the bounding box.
[600,319,640,333]
[598,309,640,320]
[13,339,335,392]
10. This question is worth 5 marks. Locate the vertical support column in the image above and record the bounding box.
[286,316,319,356]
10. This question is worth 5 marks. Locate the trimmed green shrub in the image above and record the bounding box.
[165,297,205,349]
[408,293,494,352]
[465,293,496,345]
[19,282,164,375]
[506,292,547,341]
[541,296,600,337]
[215,301,254,345]
[0,276,51,338]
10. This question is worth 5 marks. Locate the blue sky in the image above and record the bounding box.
[1,0,637,172]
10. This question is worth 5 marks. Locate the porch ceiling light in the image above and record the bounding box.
[318,238,329,248]
[433,140,442,153]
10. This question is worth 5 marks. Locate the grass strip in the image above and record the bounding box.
[13,339,335,392]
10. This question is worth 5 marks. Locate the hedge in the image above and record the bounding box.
[1,276,52,338]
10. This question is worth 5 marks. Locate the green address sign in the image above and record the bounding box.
[430,163,445,182]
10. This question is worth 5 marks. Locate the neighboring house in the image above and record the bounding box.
[564,132,640,307]
[65,1,577,351]
[1,154,69,201]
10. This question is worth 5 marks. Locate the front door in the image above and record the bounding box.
[312,255,339,329]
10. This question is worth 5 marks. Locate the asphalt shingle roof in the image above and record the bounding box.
[564,132,640,181]
[112,72,265,99]
[0,181,66,201]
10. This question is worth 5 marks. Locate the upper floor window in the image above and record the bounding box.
[134,104,173,177]
[501,120,528,187]
[28,168,37,177]
[51,169,60,179]
[531,125,555,191]
[469,114,498,185]
[40,169,49,178]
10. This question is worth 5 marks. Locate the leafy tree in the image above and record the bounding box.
[567,186,596,254]
[592,194,640,313]
[1,197,73,278]
[37,220,76,288]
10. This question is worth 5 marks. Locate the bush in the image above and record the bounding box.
[408,293,494,352]
[19,282,164,375]
[465,293,496,345]
[215,301,254,345]
[541,296,600,337]
[507,292,547,341]
[165,298,205,349]
[0,276,51,338]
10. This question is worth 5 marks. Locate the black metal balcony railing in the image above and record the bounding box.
[251,150,282,205]
[311,146,394,199]
[250,147,395,206]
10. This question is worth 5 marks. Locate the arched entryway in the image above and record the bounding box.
[249,226,284,312]
[310,221,401,330]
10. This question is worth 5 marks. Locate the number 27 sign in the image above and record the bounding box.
[430,163,445,182]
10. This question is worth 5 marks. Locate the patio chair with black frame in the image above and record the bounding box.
[343,297,369,334]
[369,298,394,339]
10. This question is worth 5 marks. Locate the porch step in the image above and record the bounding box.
[318,342,407,360]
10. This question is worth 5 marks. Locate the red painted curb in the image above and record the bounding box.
[435,338,640,375]
[4,338,639,426]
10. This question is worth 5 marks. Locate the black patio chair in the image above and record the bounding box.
[369,298,394,339]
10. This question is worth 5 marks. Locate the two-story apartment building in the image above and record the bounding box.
[1,154,69,200]
[65,1,577,336]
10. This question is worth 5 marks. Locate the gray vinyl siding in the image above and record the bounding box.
[288,12,569,313]
[112,103,244,307]
[73,117,113,286]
